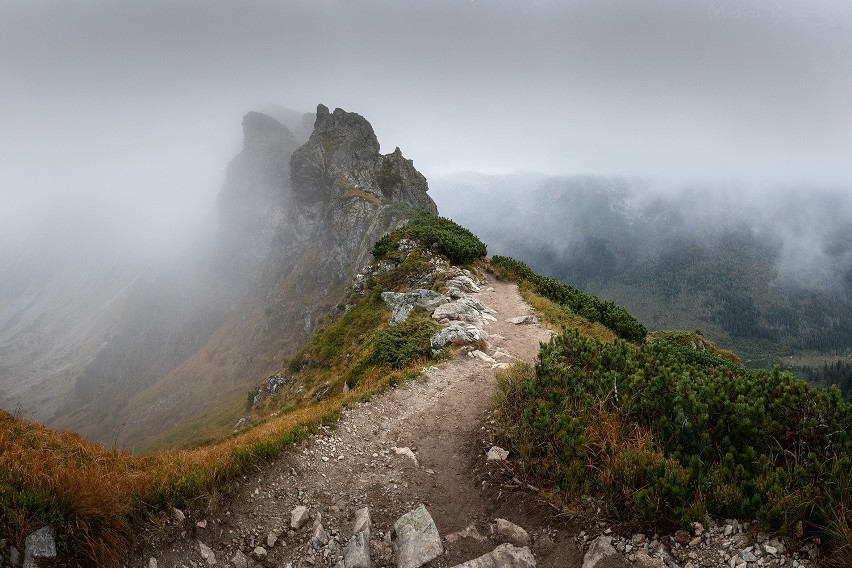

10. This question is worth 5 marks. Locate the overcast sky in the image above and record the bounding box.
[1,0,850,246]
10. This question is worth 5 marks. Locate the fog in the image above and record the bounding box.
[1,0,851,254]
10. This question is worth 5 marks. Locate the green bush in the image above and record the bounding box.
[372,214,487,265]
[491,255,647,342]
[497,328,852,538]
[370,313,441,369]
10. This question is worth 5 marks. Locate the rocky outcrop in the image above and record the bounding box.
[69,104,440,449]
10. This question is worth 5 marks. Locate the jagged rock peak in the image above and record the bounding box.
[291,104,437,214]
[241,111,297,154]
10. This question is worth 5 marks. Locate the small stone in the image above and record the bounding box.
[763,545,777,556]
[231,550,249,568]
[252,546,268,561]
[689,537,701,547]
[173,508,186,524]
[148,558,158,568]
[674,530,691,545]
[495,519,530,548]
[393,446,419,467]
[196,519,208,529]
[692,522,705,537]
[292,505,310,530]
[507,315,537,325]
[353,506,372,538]
[23,527,57,568]
[198,541,216,566]
[267,531,279,548]
[312,523,329,549]
[446,524,488,545]
[741,549,758,563]
[486,446,510,461]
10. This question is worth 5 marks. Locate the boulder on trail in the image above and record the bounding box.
[449,543,536,568]
[394,505,444,568]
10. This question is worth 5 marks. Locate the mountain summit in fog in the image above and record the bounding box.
[0,105,436,450]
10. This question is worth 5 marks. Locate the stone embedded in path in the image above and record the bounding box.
[486,446,509,461]
[198,541,216,566]
[353,506,372,538]
[252,546,268,561]
[445,524,488,545]
[312,522,330,549]
[231,550,249,568]
[495,519,530,548]
[23,526,56,568]
[470,350,497,364]
[449,543,536,568]
[394,504,444,568]
[343,531,371,568]
[582,536,628,568]
[393,446,419,467]
[507,315,537,325]
[292,505,310,530]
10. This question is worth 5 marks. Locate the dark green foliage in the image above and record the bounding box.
[372,214,487,265]
[792,360,852,401]
[370,313,441,369]
[492,255,647,342]
[498,328,852,538]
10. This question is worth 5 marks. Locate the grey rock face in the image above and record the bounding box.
[449,543,536,568]
[343,531,371,568]
[582,536,624,568]
[381,289,448,325]
[23,526,56,568]
[431,322,486,353]
[394,505,444,568]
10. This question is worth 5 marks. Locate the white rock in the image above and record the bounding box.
[394,505,444,568]
[231,550,249,568]
[449,543,536,568]
[353,506,372,538]
[582,536,617,568]
[507,315,537,325]
[487,446,510,461]
[198,541,216,566]
[23,527,56,568]
[393,446,419,467]
[148,558,158,568]
[252,546,268,561]
[471,350,497,364]
[292,505,310,530]
[495,519,530,548]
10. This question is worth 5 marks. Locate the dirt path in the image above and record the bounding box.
[129,274,587,568]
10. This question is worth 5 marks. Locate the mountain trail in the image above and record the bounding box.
[129,274,589,567]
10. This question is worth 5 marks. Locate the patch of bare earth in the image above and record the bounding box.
[129,274,586,568]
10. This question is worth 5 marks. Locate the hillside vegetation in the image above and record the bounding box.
[495,268,852,565]
[0,215,486,566]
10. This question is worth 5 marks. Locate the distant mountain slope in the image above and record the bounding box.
[1,105,437,450]
[431,173,852,368]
